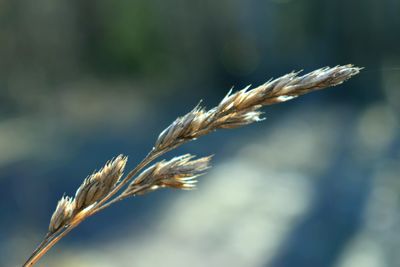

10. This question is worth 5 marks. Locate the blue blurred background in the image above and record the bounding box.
[1,0,399,266]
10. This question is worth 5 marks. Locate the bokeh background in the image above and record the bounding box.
[1,0,399,266]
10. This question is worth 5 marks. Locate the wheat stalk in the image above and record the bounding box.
[23,65,361,266]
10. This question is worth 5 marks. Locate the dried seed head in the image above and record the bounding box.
[75,155,127,210]
[154,65,361,150]
[48,196,74,233]
[123,154,212,197]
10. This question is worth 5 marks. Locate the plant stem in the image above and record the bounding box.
[23,65,361,266]
[23,226,70,267]
[92,185,149,215]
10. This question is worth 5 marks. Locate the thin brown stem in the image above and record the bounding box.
[23,233,54,267]
[93,185,150,215]
[23,226,70,267]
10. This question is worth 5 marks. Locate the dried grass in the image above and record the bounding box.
[23,65,361,266]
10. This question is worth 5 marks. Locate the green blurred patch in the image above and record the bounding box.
[89,1,168,76]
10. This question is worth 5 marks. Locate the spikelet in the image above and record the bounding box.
[48,196,74,233]
[74,155,127,210]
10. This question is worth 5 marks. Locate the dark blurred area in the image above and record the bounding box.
[1,0,399,266]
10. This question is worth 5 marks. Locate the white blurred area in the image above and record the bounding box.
[14,94,398,267]
[336,69,400,267]
[0,83,149,167]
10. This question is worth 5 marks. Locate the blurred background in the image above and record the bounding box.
[1,0,399,266]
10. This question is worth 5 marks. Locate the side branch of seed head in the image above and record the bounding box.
[48,155,128,233]
[122,154,212,197]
